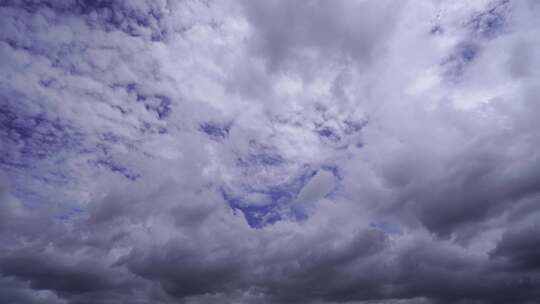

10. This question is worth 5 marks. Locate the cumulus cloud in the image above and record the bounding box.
[1,0,540,303]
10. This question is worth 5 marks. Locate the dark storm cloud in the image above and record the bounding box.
[124,240,247,298]
[0,254,116,294]
[490,225,540,271]
[409,136,540,238]
[2,0,540,303]
[0,277,64,304]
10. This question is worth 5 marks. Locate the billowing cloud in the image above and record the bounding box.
[1,0,540,303]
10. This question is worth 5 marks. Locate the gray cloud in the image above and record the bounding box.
[1,0,540,303]
[490,224,540,272]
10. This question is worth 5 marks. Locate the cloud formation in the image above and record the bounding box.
[1,0,540,303]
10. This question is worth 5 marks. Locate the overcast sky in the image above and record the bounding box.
[1,0,540,303]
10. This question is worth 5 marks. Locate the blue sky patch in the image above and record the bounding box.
[199,122,231,140]
[221,167,317,228]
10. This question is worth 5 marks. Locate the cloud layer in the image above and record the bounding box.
[1,0,540,303]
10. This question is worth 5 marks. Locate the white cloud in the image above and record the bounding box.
[296,170,336,204]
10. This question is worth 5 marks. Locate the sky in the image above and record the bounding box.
[1,0,540,303]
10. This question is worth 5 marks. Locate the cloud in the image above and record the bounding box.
[1,0,540,303]
[490,224,540,271]
[295,169,336,204]
[241,0,402,70]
